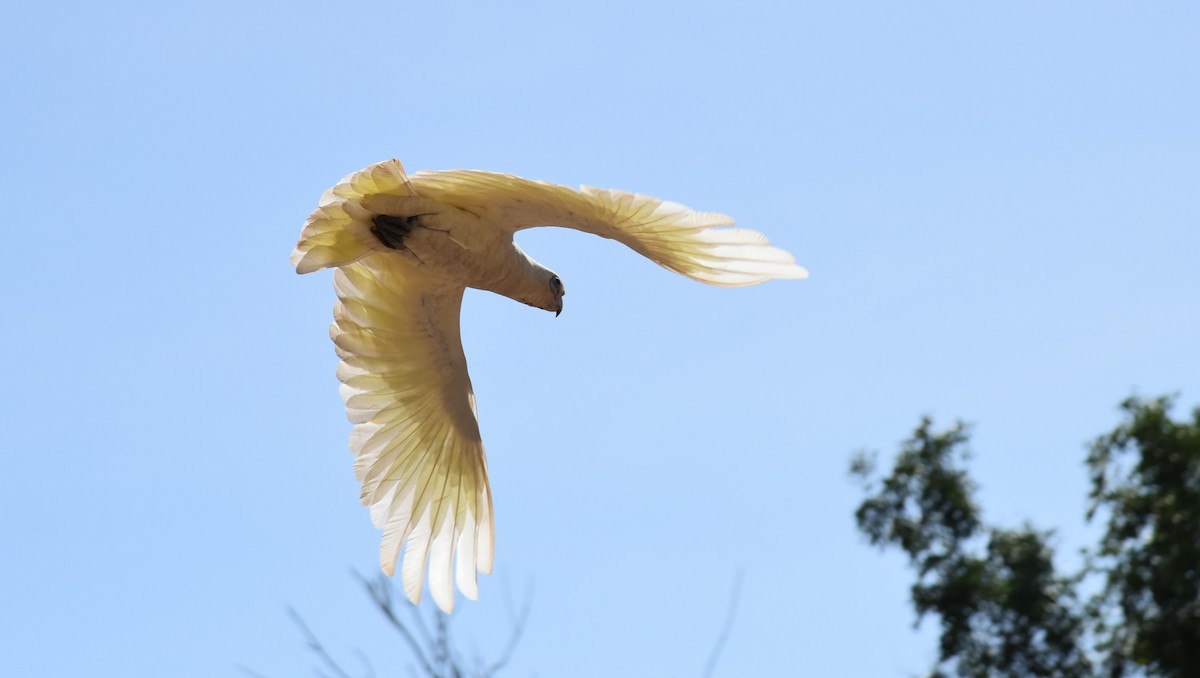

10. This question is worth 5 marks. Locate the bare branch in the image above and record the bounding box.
[408,600,435,653]
[288,607,356,678]
[487,584,532,676]
[288,571,531,678]
[353,571,439,677]
[702,569,744,678]
[352,648,375,678]
[235,665,274,678]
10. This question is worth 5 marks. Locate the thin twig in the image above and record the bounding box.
[352,647,376,678]
[488,584,532,676]
[435,613,450,673]
[290,570,530,678]
[432,611,465,678]
[354,571,439,677]
[288,607,356,678]
[409,601,435,653]
[701,569,744,678]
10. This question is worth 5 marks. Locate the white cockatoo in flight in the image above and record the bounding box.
[292,159,806,613]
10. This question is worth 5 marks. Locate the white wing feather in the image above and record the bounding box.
[331,257,493,612]
[408,168,808,286]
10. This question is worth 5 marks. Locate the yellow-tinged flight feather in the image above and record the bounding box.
[330,258,492,612]
[410,169,809,286]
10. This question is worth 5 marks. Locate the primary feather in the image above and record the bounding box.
[409,168,808,285]
[293,159,805,613]
[332,260,492,611]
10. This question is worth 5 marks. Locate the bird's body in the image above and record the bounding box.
[293,159,806,612]
[356,195,553,309]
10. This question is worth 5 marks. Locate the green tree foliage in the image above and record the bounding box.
[852,396,1200,678]
[1086,397,1200,677]
[851,420,1091,678]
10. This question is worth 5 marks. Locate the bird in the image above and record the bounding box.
[292,159,807,613]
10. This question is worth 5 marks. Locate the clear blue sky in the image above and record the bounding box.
[3,2,1198,676]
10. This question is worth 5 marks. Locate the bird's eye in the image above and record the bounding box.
[549,276,562,292]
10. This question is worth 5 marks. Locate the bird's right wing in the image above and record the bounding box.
[330,255,493,613]
[410,168,808,287]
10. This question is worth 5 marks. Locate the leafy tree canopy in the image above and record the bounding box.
[852,396,1200,678]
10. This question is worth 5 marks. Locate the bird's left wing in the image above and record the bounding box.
[409,168,808,287]
[328,256,493,613]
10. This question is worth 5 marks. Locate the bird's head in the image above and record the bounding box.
[508,246,566,316]
[546,272,566,317]
[516,269,565,315]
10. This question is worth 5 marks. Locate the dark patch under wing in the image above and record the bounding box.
[370,214,421,250]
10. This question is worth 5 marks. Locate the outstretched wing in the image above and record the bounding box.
[409,168,808,286]
[330,255,493,613]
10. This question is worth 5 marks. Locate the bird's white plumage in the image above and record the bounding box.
[331,259,492,611]
[293,159,805,613]
[409,169,809,285]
